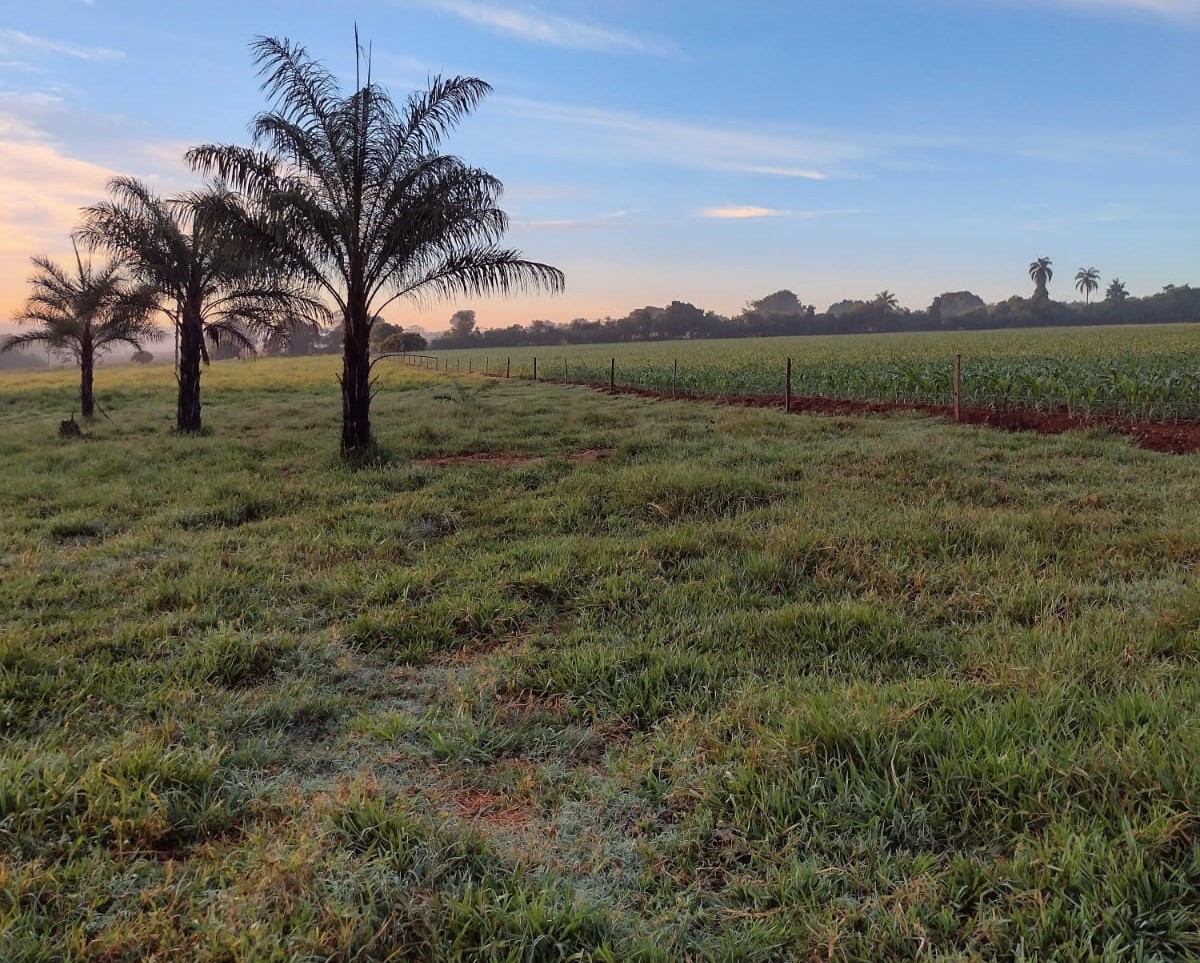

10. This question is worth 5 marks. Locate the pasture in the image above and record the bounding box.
[3,354,1200,961]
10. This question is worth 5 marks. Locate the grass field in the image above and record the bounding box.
[427,324,1200,420]
[4,354,1200,960]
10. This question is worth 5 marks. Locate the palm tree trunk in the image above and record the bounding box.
[80,336,95,418]
[177,309,203,433]
[340,311,372,453]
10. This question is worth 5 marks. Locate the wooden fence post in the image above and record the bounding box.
[468,358,472,374]
[785,358,793,413]
[609,358,616,393]
[672,359,678,399]
[485,356,489,377]
[506,357,511,379]
[533,357,538,381]
[953,354,962,422]
[563,356,568,381]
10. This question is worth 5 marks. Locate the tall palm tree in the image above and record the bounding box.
[78,177,327,434]
[1028,257,1053,300]
[1106,278,1129,302]
[1,245,160,417]
[189,33,564,454]
[874,290,899,311]
[1075,267,1100,304]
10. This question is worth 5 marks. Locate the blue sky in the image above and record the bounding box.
[1,0,1197,330]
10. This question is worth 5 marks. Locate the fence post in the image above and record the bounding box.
[485,356,489,377]
[953,354,962,422]
[468,358,472,374]
[609,358,616,392]
[533,357,537,381]
[785,358,793,413]
[672,359,678,399]
[563,356,567,381]
[506,357,511,379]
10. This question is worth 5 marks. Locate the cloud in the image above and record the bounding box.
[0,29,123,62]
[513,208,637,229]
[418,0,675,55]
[1062,0,1200,15]
[0,95,191,317]
[498,97,860,179]
[697,206,861,220]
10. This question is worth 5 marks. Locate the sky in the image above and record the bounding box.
[1,0,1198,333]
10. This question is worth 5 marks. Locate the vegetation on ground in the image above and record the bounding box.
[3,357,1200,960]
[429,323,1200,420]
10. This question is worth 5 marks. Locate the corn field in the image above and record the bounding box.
[427,323,1200,422]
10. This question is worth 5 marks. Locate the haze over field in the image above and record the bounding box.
[1,0,1197,332]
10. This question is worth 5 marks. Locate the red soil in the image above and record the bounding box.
[558,380,1200,455]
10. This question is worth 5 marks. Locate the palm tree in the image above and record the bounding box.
[873,290,899,311]
[78,177,326,433]
[1028,257,1053,300]
[188,33,564,454]
[1106,278,1129,302]
[1075,267,1100,304]
[1,245,160,417]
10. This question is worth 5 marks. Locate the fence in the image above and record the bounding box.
[389,351,1200,422]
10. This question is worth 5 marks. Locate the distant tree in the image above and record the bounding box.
[378,330,428,353]
[448,309,479,342]
[1075,267,1100,304]
[747,289,805,316]
[874,290,900,311]
[370,320,403,346]
[189,34,564,455]
[79,177,324,433]
[1,246,160,417]
[1029,257,1053,300]
[1105,279,1129,302]
[131,349,155,364]
[928,291,985,322]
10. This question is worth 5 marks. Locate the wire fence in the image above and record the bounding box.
[389,351,1200,423]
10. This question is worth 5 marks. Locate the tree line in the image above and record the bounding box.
[432,263,1199,350]
[2,32,561,455]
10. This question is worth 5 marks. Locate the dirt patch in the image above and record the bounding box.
[416,448,611,468]
[554,380,1200,455]
[450,788,534,830]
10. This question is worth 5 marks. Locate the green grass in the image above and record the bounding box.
[3,354,1200,960]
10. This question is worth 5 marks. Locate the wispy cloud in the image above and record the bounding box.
[698,206,860,220]
[498,97,861,179]
[997,0,1200,18]
[0,29,123,61]
[514,208,637,229]
[417,0,675,55]
[0,94,192,317]
[1070,0,1200,15]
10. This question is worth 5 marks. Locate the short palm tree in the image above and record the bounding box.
[189,33,564,454]
[78,177,327,433]
[1106,278,1129,302]
[1028,257,1053,300]
[1075,267,1100,304]
[2,245,160,417]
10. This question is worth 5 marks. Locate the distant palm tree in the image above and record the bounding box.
[1106,278,1129,302]
[1075,267,1100,304]
[78,177,327,433]
[874,290,900,311]
[1,245,160,417]
[1029,257,1053,300]
[189,33,564,454]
